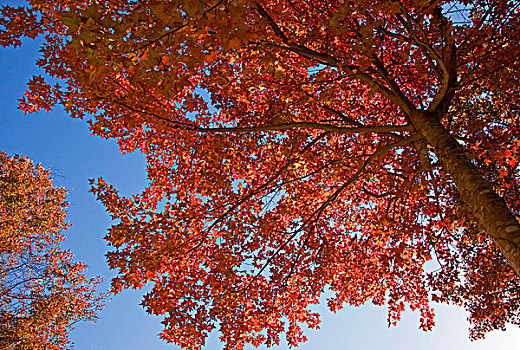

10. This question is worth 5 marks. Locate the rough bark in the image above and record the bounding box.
[410,109,520,276]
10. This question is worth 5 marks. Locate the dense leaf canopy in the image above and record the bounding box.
[0,152,102,349]
[1,0,520,349]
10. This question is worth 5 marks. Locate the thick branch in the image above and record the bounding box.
[254,4,418,115]
[203,122,413,134]
[410,109,520,276]
[107,99,413,135]
[396,10,456,114]
[397,12,449,84]
[255,3,289,43]
[261,41,417,115]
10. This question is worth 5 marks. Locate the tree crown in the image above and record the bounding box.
[1,0,520,348]
[0,152,103,350]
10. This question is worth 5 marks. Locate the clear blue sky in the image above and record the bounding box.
[1,17,520,350]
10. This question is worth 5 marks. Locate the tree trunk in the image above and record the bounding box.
[410,110,520,276]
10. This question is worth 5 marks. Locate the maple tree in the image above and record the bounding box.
[2,0,520,348]
[0,152,102,349]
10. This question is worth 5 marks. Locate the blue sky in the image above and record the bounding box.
[1,16,520,350]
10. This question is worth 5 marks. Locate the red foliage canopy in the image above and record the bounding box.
[0,152,102,349]
[2,0,520,348]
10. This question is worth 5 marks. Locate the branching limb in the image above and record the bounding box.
[255,3,289,43]
[253,4,416,116]
[203,122,413,134]
[101,97,414,135]
[244,133,422,295]
[396,11,448,84]
[129,0,224,52]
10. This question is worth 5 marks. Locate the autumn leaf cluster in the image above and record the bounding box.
[0,152,102,350]
[1,0,520,349]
